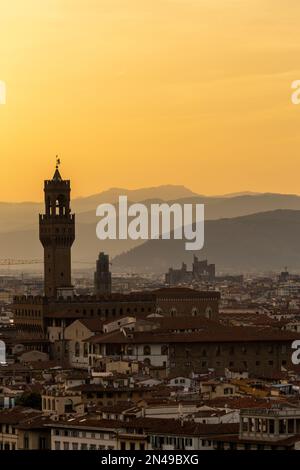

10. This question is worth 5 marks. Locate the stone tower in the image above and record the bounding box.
[94,252,112,296]
[39,160,75,298]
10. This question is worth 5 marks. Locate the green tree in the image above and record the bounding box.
[16,392,42,410]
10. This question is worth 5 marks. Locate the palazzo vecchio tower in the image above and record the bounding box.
[39,159,75,298]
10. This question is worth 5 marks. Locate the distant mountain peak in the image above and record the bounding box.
[215,191,261,198]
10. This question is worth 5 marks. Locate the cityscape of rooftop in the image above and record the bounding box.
[1,0,300,461]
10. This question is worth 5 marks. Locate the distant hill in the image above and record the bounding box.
[112,210,300,273]
[72,185,198,212]
[3,188,300,272]
[0,185,197,233]
[3,188,300,234]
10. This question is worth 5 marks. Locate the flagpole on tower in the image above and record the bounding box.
[56,155,61,169]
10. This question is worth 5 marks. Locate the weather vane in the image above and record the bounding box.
[56,155,61,169]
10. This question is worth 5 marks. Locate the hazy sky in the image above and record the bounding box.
[1,0,300,201]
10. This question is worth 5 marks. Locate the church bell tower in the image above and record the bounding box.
[39,158,75,298]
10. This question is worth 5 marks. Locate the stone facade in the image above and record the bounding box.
[39,165,75,298]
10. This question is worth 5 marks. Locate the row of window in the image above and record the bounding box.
[74,307,152,316]
[215,442,278,450]
[74,344,289,360]
[0,442,16,450]
[1,425,15,434]
[183,345,288,357]
[54,441,146,451]
[53,429,113,439]
[43,398,56,411]
[74,344,170,357]
[151,436,193,449]
[15,306,153,318]
[180,359,288,368]
[15,310,41,317]
[242,417,296,434]
[54,441,115,450]
[15,306,213,318]
[85,391,145,399]
[151,437,193,447]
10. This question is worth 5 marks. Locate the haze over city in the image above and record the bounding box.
[2,1,300,458]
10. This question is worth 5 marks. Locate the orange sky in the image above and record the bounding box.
[1,0,300,201]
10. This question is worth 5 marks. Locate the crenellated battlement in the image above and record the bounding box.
[39,163,75,298]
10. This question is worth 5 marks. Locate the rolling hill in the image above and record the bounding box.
[2,187,300,273]
[112,210,300,273]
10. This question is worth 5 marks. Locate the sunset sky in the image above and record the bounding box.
[1,0,300,201]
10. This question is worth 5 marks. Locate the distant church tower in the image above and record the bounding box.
[39,159,75,298]
[94,252,112,296]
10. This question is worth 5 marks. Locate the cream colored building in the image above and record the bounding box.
[106,359,139,375]
[200,380,237,400]
[0,407,42,450]
[42,390,84,416]
[64,319,103,369]
[48,419,118,450]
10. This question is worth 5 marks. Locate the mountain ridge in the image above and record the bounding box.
[112,209,300,273]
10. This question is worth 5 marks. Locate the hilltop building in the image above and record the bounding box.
[165,257,215,285]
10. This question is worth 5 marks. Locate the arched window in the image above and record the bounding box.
[64,399,73,413]
[143,345,151,356]
[205,307,212,319]
[57,194,66,216]
[161,345,168,355]
[75,342,80,357]
[83,343,88,358]
[191,308,198,317]
[170,308,177,317]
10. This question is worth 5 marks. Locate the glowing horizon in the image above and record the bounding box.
[1,0,300,202]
